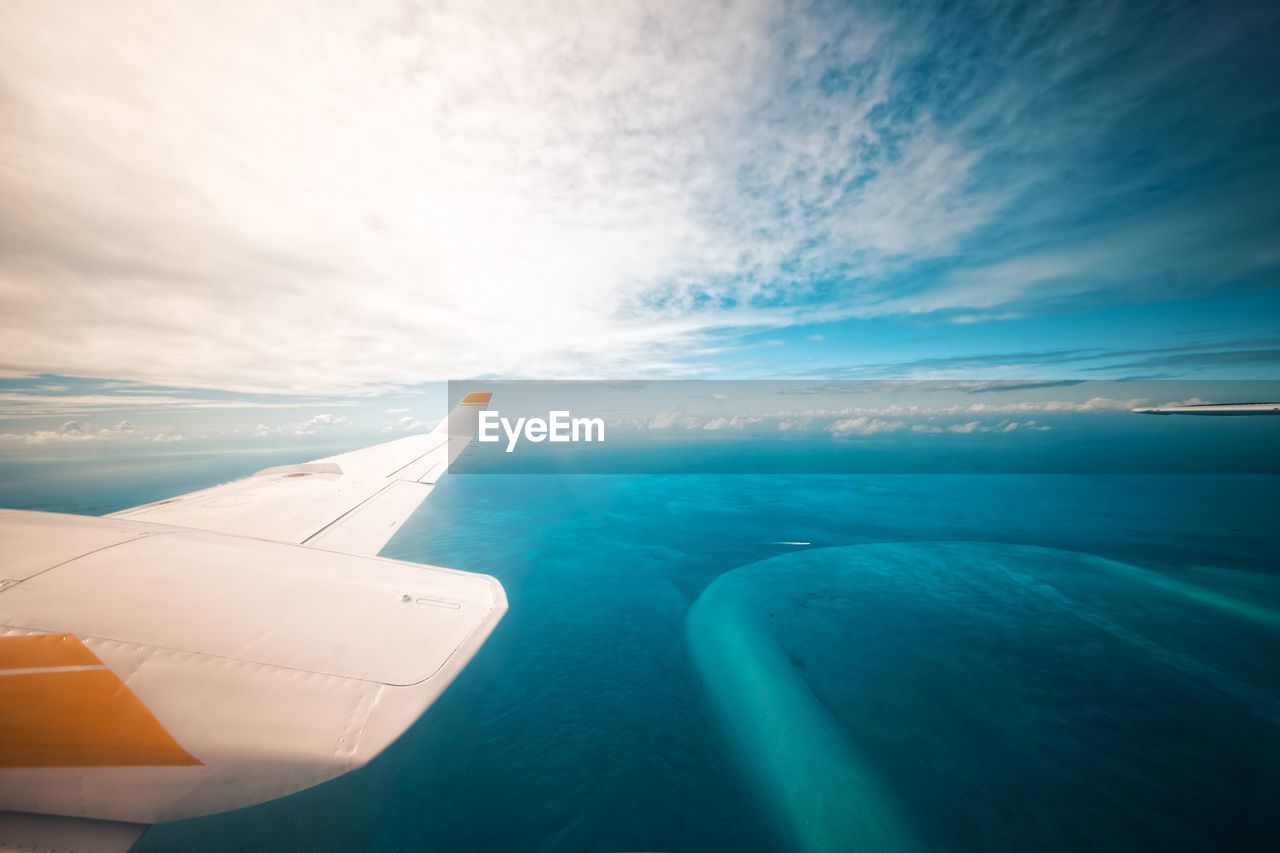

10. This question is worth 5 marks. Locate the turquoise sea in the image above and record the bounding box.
[1,451,1277,851]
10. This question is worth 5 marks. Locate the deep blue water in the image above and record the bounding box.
[2,453,1277,851]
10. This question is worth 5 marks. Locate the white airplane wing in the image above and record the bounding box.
[0,393,506,852]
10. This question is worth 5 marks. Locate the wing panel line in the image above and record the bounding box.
[298,480,400,547]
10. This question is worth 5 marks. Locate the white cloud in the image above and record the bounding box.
[305,413,351,428]
[0,418,171,445]
[761,396,1149,420]
[2,2,1250,393]
[247,412,355,437]
[703,415,763,431]
[385,415,436,432]
[947,421,982,434]
[607,392,1142,436]
[0,0,1011,393]
[0,390,358,419]
[828,416,904,437]
[647,408,702,430]
[777,417,812,431]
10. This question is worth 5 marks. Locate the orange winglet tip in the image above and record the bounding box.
[460,392,492,406]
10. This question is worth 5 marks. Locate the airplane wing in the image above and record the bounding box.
[107,392,494,557]
[1132,401,1280,415]
[0,393,506,852]
[0,812,146,853]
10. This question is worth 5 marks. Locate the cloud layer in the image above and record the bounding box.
[3,1,1277,392]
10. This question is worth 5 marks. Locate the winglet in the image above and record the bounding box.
[448,392,493,441]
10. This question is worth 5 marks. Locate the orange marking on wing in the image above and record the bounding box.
[460,392,492,405]
[0,636,202,768]
[0,633,101,670]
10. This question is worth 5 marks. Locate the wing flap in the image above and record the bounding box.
[302,479,435,555]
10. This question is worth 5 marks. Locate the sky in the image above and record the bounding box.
[1,0,1278,450]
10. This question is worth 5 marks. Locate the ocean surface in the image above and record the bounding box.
[1,451,1278,851]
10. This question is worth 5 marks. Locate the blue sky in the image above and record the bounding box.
[0,0,1277,448]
